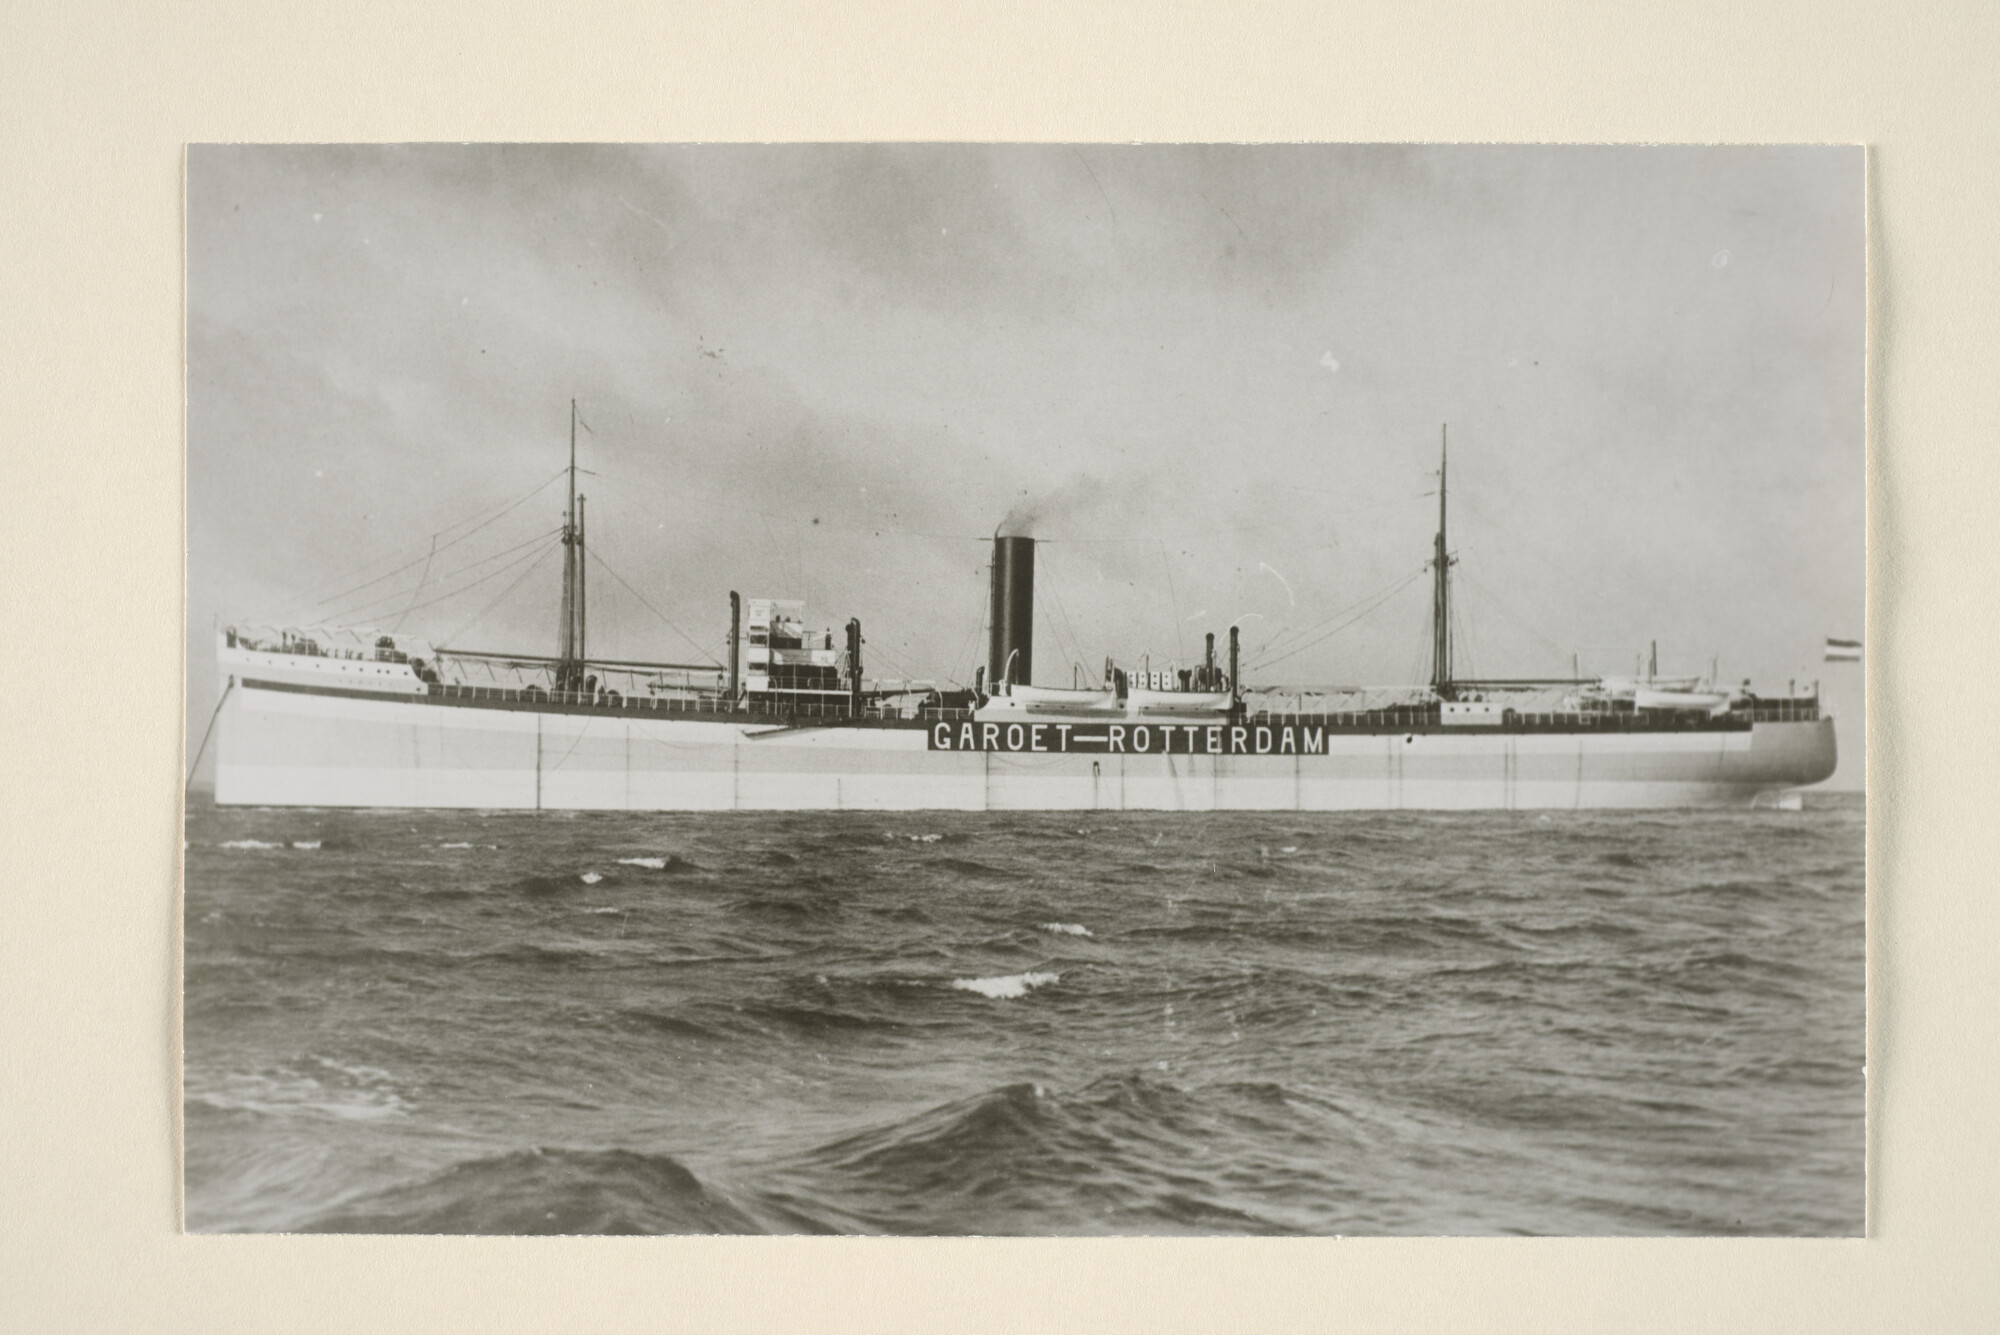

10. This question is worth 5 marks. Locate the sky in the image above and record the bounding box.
[187,144,1865,785]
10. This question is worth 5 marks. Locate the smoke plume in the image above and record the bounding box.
[997,473,1114,538]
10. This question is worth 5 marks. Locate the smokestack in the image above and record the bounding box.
[1205,632,1216,690]
[727,592,741,703]
[987,535,1035,687]
[1228,625,1240,706]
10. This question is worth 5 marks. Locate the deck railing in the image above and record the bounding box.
[416,681,1820,729]
[423,682,949,723]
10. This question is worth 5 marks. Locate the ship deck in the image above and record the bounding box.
[237,675,1821,735]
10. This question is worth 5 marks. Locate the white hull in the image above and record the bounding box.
[215,681,1837,812]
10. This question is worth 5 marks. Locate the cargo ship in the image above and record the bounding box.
[205,413,1836,811]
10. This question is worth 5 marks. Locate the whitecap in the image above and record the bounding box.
[579,871,603,885]
[904,833,942,843]
[617,856,667,869]
[220,839,281,850]
[1280,846,1298,854]
[196,1062,406,1122]
[951,971,1059,999]
[291,840,322,850]
[1039,922,1092,937]
[308,1054,397,1085]
[440,841,474,849]
[582,906,621,915]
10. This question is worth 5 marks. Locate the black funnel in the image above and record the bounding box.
[987,536,1035,687]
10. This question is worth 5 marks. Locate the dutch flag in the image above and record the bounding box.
[1825,638,1862,662]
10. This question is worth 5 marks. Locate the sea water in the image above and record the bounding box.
[182,797,1864,1235]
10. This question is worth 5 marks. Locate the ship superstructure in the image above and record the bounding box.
[207,414,1836,811]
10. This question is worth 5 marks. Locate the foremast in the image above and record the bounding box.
[1429,425,1455,700]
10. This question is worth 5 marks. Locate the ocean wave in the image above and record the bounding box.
[614,854,701,873]
[933,856,1006,878]
[440,841,474,849]
[726,893,847,921]
[219,839,283,850]
[733,999,902,1037]
[771,1074,1301,1234]
[300,1147,763,1234]
[580,871,604,884]
[951,971,1059,999]
[188,1058,407,1123]
[511,874,580,897]
[617,1007,730,1042]
[291,840,322,850]
[184,805,1864,1237]
[474,943,608,969]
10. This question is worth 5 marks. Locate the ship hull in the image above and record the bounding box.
[214,680,1837,811]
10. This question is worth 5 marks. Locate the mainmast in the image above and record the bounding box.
[1429,425,1455,699]
[556,399,588,692]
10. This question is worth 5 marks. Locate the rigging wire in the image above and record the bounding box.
[1039,519,1293,545]
[1450,594,1477,684]
[858,634,931,687]
[941,606,986,690]
[1035,544,1094,675]
[433,543,559,648]
[390,534,439,633]
[1242,565,1424,661]
[185,679,234,797]
[1021,546,1081,678]
[584,546,722,664]
[246,467,570,624]
[332,539,559,626]
[588,459,989,545]
[1242,568,1427,673]
[318,528,562,626]
[1455,485,1691,638]
[1457,567,1572,672]
[1252,621,1307,661]
[1404,602,1432,694]
[1032,583,1077,682]
[1157,540,1187,663]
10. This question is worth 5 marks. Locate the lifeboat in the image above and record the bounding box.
[1126,688,1234,715]
[997,684,1121,713]
[1633,687,1732,713]
[1597,675,1701,697]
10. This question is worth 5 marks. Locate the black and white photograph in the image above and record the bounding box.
[184,143,1864,1235]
